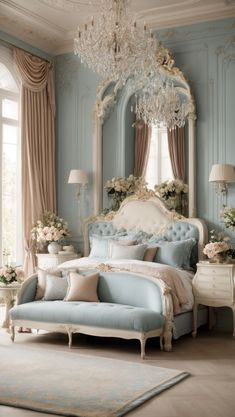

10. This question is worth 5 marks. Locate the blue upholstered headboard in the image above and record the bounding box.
[83,195,207,262]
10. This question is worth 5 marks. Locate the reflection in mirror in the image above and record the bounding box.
[93,47,196,217]
[145,124,173,190]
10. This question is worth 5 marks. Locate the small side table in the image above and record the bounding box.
[0,283,21,328]
[192,262,235,338]
[36,252,81,270]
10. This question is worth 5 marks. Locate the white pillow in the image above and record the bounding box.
[89,236,110,258]
[89,235,135,258]
[109,242,147,260]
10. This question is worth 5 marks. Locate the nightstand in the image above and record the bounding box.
[192,262,235,338]
[36,253,81,270]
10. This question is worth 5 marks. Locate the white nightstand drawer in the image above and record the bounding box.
[195,277,232,291]
[195,287,233,301]
[198,266,231,276]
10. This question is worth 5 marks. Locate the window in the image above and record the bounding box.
[145,124,173,190]
[0,58,22,266]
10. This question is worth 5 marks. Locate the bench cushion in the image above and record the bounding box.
[10,301,164,333]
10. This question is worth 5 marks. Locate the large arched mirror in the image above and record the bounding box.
[93,46,196,217]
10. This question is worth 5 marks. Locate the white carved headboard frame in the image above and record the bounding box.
[83,194,208,260]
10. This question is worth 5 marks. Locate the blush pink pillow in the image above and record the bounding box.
[65,272,100,302]
[143,247,158,262]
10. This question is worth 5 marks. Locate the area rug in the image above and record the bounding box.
[0,346,189,417]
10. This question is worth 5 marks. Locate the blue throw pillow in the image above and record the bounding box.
[155,238,196,269]
[43,275,68,301]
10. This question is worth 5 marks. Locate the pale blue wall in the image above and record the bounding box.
[157,18,235,241]
[55,18,235,253]
[55,54,101,248]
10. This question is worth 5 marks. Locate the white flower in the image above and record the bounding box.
[31,211,71,243]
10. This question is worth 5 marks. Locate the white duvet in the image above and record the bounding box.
[58,257,194,314]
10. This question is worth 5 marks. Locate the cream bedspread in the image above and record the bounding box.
[58,257,194,315]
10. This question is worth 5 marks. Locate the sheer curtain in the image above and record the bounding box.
[134,121,152,177]
[14,48,56,276]
[167,127,185,181]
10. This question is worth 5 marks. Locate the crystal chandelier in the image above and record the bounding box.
[133,81,187,130]
[74,0,159,83]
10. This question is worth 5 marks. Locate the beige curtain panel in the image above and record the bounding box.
[167,127,185,181]
[14,48,56,277]
[134,121,152,177]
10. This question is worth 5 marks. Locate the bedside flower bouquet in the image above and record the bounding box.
[221,206,235,230]
[203,230,231,264]
[31,212,71,254]
[0,265,24,285]
[154,179,188,213]
[104,175,147,211]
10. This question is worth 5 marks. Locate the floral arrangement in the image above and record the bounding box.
[203,230,231,262]
[104,175,147,211]
[0,265,24,285]
[154,179,188,200]
[31,211,70,244]
[221,206,235,230]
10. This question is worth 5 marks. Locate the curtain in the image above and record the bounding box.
[167,127,185,181]
[14,48,56,277]
[134,121,152,177]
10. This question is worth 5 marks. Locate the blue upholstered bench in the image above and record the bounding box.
[10,271,170,358]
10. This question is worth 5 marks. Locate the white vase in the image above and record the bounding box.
[47,242,61,254]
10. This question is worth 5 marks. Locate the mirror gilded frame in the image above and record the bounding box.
[92,46,197,217]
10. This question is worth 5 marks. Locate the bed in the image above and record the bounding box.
[57,192,208,350]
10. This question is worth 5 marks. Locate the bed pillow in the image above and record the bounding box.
[89,236,110,258]
[143,247,158,262]
[89,235,136,258]
[35,268,62,300]
[109,242,147,260]
[155,238,196,269]
[43,275,68,301]
[65,272,100,302]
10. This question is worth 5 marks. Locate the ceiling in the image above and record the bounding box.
[0,0,235,55]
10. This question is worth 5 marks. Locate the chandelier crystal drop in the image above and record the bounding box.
[74,0,159,83]
[133,81,187,130]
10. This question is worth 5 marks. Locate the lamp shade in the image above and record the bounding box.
[68,169,88,184]
[209,164,235,183]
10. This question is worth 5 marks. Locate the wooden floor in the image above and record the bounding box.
[0,327,235,417]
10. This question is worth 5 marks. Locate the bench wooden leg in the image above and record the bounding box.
[140,334,146,359]
[163,328,172,352]
[68,330,73,348]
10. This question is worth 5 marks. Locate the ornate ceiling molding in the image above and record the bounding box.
[0,0,235,55]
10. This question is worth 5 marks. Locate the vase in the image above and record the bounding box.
[47,242,61,254]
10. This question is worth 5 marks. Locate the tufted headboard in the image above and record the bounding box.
[83,194,208,261]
